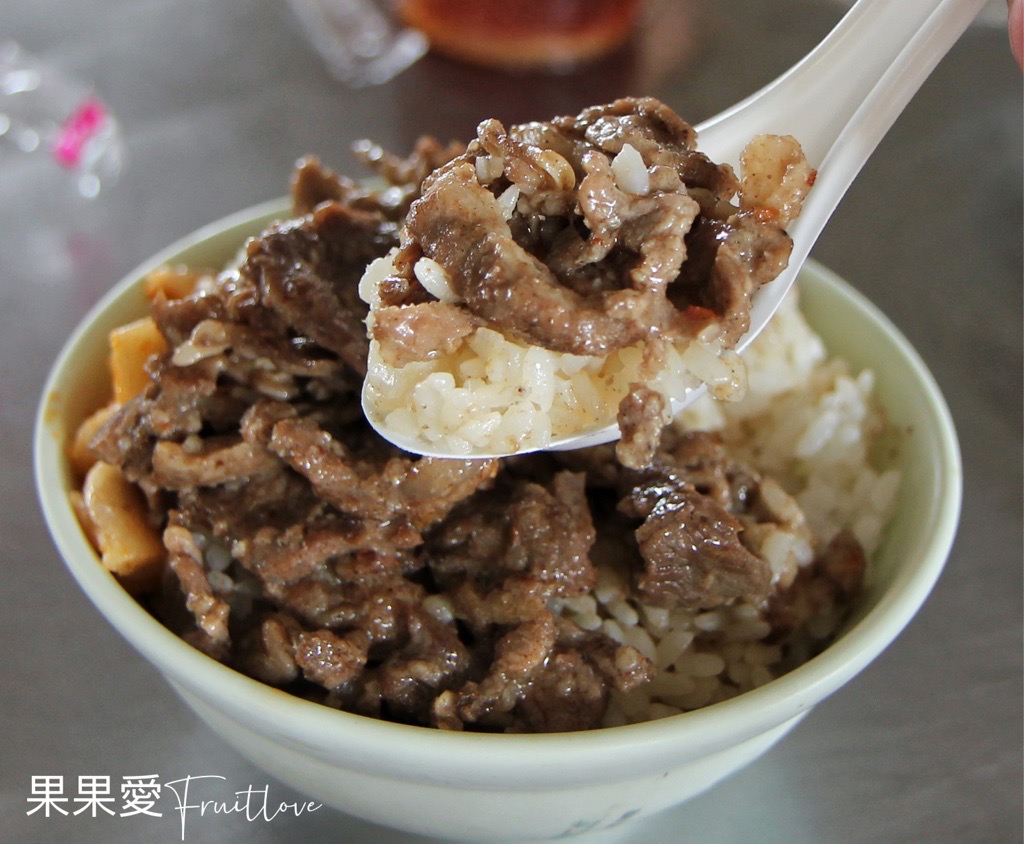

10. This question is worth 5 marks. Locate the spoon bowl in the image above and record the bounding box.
[363,0,986,459]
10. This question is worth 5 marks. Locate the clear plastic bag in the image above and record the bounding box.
[287,0,428,86]
[0,41,123,198]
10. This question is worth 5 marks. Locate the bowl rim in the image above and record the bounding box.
[33,200,963,774]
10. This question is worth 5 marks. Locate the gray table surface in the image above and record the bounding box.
[1,2,1021,842]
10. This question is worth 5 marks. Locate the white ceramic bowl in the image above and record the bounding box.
[35,202,962,842]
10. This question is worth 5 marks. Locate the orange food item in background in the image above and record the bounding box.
[397,0,642,69]
[67,403,117,480]
[143,265,207,301]
[76,461,165,595]
[109,317,168,405]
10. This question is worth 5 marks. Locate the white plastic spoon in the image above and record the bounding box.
[364,0,987,458]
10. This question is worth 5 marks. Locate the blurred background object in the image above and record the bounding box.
[286,0,646,83]
[283,0,698,143]
[0,40,122,197]
[395,0,643,70]
[286,0,427,86]
[390,0,695,145]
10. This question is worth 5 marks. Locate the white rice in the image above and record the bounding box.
[552,288,900,726]
[361,249,746,455]
[678,293,898,555]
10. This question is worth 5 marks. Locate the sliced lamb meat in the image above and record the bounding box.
[295,627,371,692]
[164,523,231,659]
[240,516,421,587]
[447,578,551,634]
[380,97,812,369]
[89,358,221,490]
[704,212,794,343]
[612,430,823,609]
[294,136,464,222]
[436,611,559,729]
[353,135,465,212]
[150,290,225,347]
[556,147,699,296]
[243,202,399,374]
[616,383,673,470]
[376,608,471,722]
[371,301,480,366]
[236,612,303,685]
[623,479,772,609]
[510,648,610,732]
[291,156,359,215]
[150,435,280,489]
[434,613,653,733]
[267,563,427,645]
[176,319,341,378]
[425,471,595,598]
[404,159,648,356]
[268,415,499,529]
[560,97,739,196]
[553,616,654,694]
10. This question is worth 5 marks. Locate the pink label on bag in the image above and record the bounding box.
[53,98,107,168]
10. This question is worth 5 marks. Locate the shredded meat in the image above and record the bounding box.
[371,301,479,366]
[244,203,397,375]
[610,430,817,609]
[381,97,810,362]
[85,123,860,734]
[616,384,672,470]
[164,523,231,659]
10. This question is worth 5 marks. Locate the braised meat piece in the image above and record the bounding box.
[623,479,771,609]
[431,613,653,733]
[425,471,595,600]
[607,430,819,610]
[244,202,398,375]
[293,136,464,221]
[379,97,811,360]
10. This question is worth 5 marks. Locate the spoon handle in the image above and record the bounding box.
[696,0,988,167]
[703,0,988,357]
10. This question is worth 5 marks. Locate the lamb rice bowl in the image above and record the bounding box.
[64,100,897,734]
